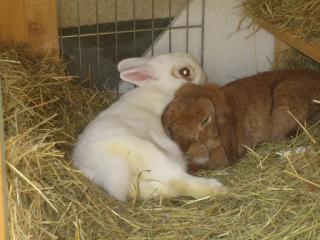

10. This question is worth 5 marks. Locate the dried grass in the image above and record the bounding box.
[243,0,320,45]
[274,48,320,71]
[1,46,320,239]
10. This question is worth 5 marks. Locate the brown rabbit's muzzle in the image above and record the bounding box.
[185,123,222,163]
[186,143,208,163]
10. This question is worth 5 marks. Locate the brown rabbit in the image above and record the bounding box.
[162,70,320,171]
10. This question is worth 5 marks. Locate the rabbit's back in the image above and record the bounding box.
[222,70,320,147]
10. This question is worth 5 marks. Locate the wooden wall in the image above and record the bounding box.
[0,0,59,59]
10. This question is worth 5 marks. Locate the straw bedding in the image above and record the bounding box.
[243,0,320,45]
[1,45,320,240]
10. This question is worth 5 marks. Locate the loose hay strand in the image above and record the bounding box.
[288,110,317,144]
[284,170,320,189]
[6,162,58,213]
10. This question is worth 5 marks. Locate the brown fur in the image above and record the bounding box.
[162,70,320,171]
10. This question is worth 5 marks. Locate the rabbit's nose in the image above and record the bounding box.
[194,137,209,151]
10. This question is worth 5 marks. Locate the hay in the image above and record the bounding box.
[2,46,320,239]
[274,48,320,71]
[242,0,320,45]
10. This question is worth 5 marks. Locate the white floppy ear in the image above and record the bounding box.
[117,57,157,86]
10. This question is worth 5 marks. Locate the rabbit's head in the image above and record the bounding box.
[117,53,206,89]
[162,84,232,168]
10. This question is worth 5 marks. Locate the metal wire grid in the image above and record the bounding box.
[57,0,206,94]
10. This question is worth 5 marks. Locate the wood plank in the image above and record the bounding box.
[274,39,290,67]
[255,20,320,64]
[26,0,59,59]
[0,0,59,60]
[0,0,28,43]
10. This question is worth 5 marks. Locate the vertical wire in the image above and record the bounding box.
[57,0,64,57]
[115,0,119,96]
[186,0,189,53]
[151,0,155,56]
[133,0,137,89]
[200,0,206,67]
[96,0,101,86]
[133,0,136,56]
[168,0,172,53]
[77,0,82,73]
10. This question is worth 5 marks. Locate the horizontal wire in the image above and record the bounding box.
[59,25,202,39]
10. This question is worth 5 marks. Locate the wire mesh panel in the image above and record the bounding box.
[57,0,206,93]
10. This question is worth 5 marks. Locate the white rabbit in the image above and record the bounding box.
[72,53,226,201]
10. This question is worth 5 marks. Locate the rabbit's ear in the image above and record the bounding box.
[117,57,148,72]
[118,57,156,86]
[119,66,156,86]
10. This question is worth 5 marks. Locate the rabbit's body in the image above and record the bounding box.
[73,53,226,201]
[223,70,320,155]
[162,70,320,170]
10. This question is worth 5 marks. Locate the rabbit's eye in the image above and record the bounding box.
[200,115,211,126]
[179,67,190,77]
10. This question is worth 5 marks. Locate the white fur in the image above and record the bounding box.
[73,53,226,201]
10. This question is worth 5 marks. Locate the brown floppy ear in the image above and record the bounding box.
[203,86,231,126]
[216,108,238,164]
[161,97,185,139]
[206,118,237,169]
[216,106,238,163]
[204,87,238,164]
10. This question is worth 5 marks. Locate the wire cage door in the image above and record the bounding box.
[57,0,206,94]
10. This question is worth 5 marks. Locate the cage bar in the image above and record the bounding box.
[169,0,172,53]
[186,0,190,53]
[58,0,64,56]
[114,0,119,95]
[96,0,101,83]
[200,0,206,66]
[133,0,136,56]
[76,0,82,72]
[151,0,155,56]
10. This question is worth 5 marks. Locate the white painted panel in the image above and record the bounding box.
[144,0,275,86]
